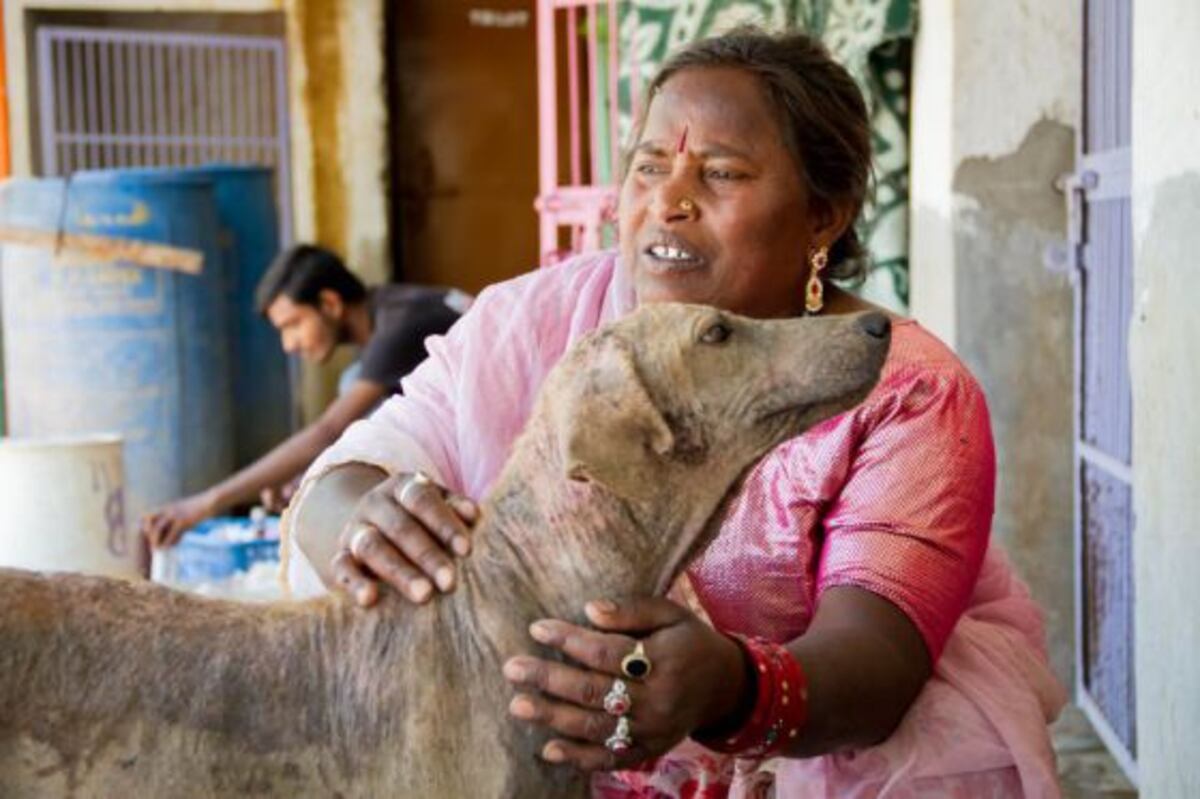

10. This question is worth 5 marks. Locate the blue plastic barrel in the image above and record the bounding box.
[0,171,234,522]
[191,165,292,467]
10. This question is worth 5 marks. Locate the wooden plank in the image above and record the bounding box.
[0,225,203,273]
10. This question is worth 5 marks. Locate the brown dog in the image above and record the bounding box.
[0,304,889,797]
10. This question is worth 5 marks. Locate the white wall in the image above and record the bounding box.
[1130,3,1200,796]
[909,0,1081,687]
[910,0,1081,343]
[908,0,955,347]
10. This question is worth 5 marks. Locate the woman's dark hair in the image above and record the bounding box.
[637,27,873,281]
[254,244,368,315]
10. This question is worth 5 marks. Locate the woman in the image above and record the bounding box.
[286,29,1065,798]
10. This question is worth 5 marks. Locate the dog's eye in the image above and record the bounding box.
[699,321,732,345]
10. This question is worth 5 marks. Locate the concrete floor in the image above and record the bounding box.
[1054,705,1138,798]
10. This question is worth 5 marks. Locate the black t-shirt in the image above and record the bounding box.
[358,284,466,394]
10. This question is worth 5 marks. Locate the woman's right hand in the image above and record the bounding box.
[331,471,479,607]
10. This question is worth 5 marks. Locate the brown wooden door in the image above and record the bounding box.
[387,1,540,294]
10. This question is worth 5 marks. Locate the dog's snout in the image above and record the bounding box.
[857,312,891,340]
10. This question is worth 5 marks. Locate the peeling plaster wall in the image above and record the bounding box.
[289,0,346,253]
[337,0,387,285]
[953,120,1075,686]
[284,0,390,420]
[912,0,1082,349]
[283,0,386,281]
[1130,4,1200,795]
[910,1,1080,686]
[280,0,388,421]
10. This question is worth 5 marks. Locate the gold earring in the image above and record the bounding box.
[805,246,828,315]
[678,197,695,213]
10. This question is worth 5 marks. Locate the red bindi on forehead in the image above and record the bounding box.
[676,126,689,154]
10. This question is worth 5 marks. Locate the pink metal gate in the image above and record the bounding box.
[534,0,637,263]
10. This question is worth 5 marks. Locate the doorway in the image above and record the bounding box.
[386,1,540,293]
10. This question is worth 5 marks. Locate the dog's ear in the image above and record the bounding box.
[554,335,674,499]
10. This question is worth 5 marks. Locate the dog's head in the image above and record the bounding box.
[543,303,890,592]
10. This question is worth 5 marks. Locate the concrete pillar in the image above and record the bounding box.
[284,0,389,421]
[909,0,1081,686]
[1130,4,1200,795]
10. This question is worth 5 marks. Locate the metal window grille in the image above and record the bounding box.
[35,25,292,243]
[1072,0,1136,783]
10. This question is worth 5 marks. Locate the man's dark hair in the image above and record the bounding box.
[634,28,873,282]
[255,244,368,315]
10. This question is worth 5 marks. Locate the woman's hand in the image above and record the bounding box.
[331,471,479,607]
[502,597,748,771]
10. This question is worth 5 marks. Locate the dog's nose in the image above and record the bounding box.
[857,312,891,340]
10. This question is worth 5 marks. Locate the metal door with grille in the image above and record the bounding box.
[1069,0,1136,782]
[535,0,629,262]
[35,25,292,242]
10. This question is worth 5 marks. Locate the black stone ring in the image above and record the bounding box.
[620,641,652,680]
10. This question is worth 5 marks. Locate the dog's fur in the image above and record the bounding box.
[0,304,888,798]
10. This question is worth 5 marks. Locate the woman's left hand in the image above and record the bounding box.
[502,597,747,771]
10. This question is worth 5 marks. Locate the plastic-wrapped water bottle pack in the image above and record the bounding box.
[153,509,285,601]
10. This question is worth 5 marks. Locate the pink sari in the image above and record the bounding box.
[287,250,1066,798]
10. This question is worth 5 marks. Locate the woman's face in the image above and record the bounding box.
[619,66,830,319]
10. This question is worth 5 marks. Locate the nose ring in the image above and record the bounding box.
[678,197,696,213]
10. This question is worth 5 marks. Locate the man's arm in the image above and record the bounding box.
[142,380,389,547]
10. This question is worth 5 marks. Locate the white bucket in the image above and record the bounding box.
[0,434,140,578]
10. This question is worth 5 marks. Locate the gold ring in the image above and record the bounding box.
[620,641,652,680]
[678,198,695,213]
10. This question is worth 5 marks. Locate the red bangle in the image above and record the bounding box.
[693,635,808,758]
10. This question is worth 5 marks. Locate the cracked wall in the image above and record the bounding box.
[911,1,1081,689]
[952,119,1076,685]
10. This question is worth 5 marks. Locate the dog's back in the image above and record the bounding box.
[0,566,584,798]
[0,569,349,795]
